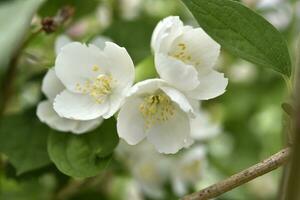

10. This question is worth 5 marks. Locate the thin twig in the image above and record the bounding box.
[182,147,291,200]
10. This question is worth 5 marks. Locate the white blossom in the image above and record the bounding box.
[170,146,206,196]
[189,101,221,141]
[37,35,113,134]
[116,141,169,199]
[116,141,207,198]
[117,79,195,154]
[53,40,135,120]
[151,16,228,100]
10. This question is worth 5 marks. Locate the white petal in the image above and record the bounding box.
[147,106,191,154]
[91,36,112,50]
[55,35,72,55]
[55,42,110,92]
[117,97,147,145]
[160,86,194,115]
[102,91,124,119]
[37,100,103,134]
[151,16,183,52]
[53,90,109,120]
[187,69,228,100]
[42,69,65,100]
[155,54,199,91]
[37,100,77,132]
[169,27,220,69]
[172,175,187,196]
[182,146,206,162]
[73,118,103,134]
[103,42,135,90]
[190,111,220,141]
[129,79,167,96]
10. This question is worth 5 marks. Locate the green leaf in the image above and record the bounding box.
[0,0,45,69]
[0,110,51,175]
[48,118,119,178]
[182,0,292,76]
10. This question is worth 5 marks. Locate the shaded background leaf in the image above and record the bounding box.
[48,118,119,178]
[0,109,51,175]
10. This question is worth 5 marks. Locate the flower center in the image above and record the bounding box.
[169,42,199,65]
[138,162,160,183]
[76,74,114,104]
[182,160,202,179]
[139,93,175,129]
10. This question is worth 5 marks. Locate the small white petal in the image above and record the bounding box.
[102,91,124,119]
[117,97,147,145]
[37,100,77,132]
[172,175,187,196]
[91,36,112,50]
[37,100,103,134]
[187,69,228,100]
[73,118,103,134]
[42,69,65,101]
[55,35,72,55]
[169,27,220,69]
[55,42,110,92]
[147,106,191,154]
[155,53,199,91]
[190,111,220,141]
[103,42,135,90]
[129,79,167,96]
[151,16,183,52]
[54,90,109,120]
[182,146,206,162]
[160,86,194,115]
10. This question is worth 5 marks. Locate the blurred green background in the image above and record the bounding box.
[0,0,299,199]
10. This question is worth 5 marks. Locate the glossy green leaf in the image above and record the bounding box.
[0,110,51,175]
[48,118,119,178]
[0,0,45,69]
[182,0,292,76]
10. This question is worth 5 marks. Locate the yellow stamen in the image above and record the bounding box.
[92,65,100,72]
[75,74,114,104]
[139,93,175,129]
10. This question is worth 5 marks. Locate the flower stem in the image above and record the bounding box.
[182,147,291,200]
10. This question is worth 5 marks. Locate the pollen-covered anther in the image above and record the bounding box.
[170,42,193,63]
[76,75,114,104]
[139,93,175,129]
[92,65,100,72]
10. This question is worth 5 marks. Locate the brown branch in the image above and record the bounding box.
[182,147,291,200]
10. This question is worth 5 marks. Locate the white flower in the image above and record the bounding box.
[123,180,144,200]
[116,141,169,199]
[189,101,221,141]
[53,41,135,120]
[117,79,194,154]
[37,69,103,134]
[171,146,206,196]
[151,16,228,100]
[37,35,107,134]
